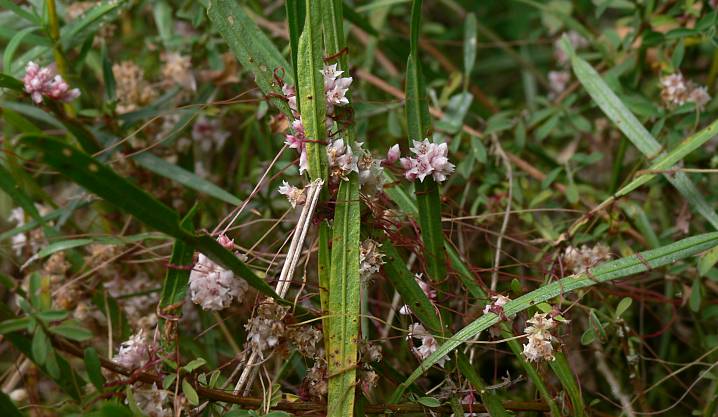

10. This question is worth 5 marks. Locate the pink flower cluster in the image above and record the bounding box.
[189,252,247,311]
[398,139,455,183]
[282,64,353,174]
[23,61,80,104]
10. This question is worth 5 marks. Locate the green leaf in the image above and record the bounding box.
[182,379,199,406]
[285,0,305,80]
[568,48,718,230]
[0,317,31,334]
[548,352,585,416]
[32,328,49,365]
[159,208,195,346]
[49,321,93,341]
[133,153,242,206]
[207,0,292,115]
[183,358,207,373]
[3,27,37,75]
[297,0,328,182]
[615,297,632,318]
[405,1,446,282]
[84,347,105,390]
[399,232,718,387]
[36,310,69,322]
[23,135,279,300]
[463,13,477,80]
[690,278,702,312]
[416,396,441,408]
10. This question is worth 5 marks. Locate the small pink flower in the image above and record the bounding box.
[400,139,454,183]
[23,61,80,104]
[385,144,400,164]
[217,234,234,249]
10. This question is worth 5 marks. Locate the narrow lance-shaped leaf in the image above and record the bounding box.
[22,135,279,300]
[405,0,446,282]
[159,207,196,349]
[297,0,328,181]
[207,0,293,116]
[395,231,718,390]
[382,242,511,417]
[320,2,362,417]
[566,40,718,230]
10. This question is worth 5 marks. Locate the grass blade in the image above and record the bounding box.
[320,2,362,416]
[567,44,718,230]
[405,0,446,281]
[397,231,718,389]
[23,135,279,300]
[382,241,511,416]
[207,0,293,116]
[133,153,242,206]
[297,0,328,181]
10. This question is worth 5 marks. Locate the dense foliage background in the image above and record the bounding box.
[2,1,718,416]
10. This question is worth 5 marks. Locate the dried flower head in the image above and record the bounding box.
[359,340,383,364]
[288,325,323,359]
[189,253,248,311]
[562,244,611,275]
[113,61,156,113]
[23,61,80,104]
[161,52,196,91]
[245,300,289,353]
[357,145,385,195]
[522,312,557,362]
[359,239,385,284]
[660,73,710,110]
[304,360,328,398]
[278,181,306,208]
[132,384,172,417]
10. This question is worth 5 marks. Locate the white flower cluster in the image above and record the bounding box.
[522,312,557,362]
[554,30,588,65]
[408,323,445,367]
[245,300,289,353]
[359,239,385,283]
[660,73,711,110]
[23,61,80,104]
[283,64,353,174]
[397,139,455,183]
[132,384,172,417]
[562,243,610,275]
[192,116,230,152]
[189,251,248,311]
[113,331,151,370]
[278,181,306,208]
[482,294,511,315]
[400,273,436,315]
